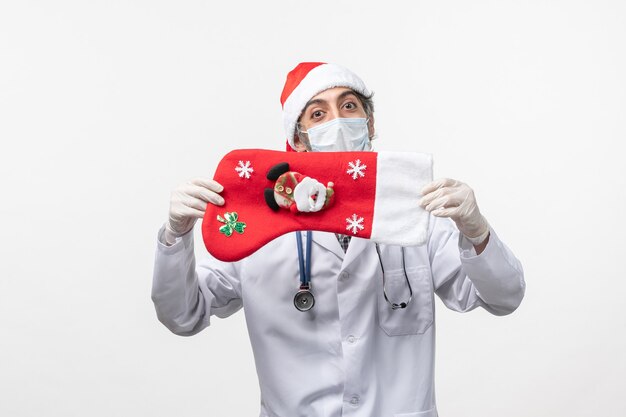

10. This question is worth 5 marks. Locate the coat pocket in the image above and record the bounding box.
[377,265,434,336]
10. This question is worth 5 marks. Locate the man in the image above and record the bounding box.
[152,62,525,417]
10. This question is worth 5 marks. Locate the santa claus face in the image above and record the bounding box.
[273,172,300,209]
[272,172,334,213]
[293,87,376,152]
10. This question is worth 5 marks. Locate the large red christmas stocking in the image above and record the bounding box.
[202,149,433,262]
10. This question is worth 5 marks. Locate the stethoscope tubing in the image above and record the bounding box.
[295,231,312,287]
[294,231,412,311]
[375,244,413,310]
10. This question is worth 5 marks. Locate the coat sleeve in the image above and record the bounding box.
[151,224,243,336]
[428,216,525,316]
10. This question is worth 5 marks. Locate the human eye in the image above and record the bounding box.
[342,100,358,111]
[311,109,325,120]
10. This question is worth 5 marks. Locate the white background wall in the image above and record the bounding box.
[1,1,625,416]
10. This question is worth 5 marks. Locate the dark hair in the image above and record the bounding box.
[354,90,375,118]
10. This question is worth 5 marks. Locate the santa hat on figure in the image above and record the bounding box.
[280,62,373,152]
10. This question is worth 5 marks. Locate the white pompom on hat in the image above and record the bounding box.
[280,62,372,151]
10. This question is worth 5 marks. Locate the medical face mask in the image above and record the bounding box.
[303,118,371,152]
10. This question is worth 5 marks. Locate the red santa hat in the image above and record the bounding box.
[202,149,433,262]
[281,62,372,151]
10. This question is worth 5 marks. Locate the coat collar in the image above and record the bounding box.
[342,236,371,268]
[310,231,372,268]
[311,231,344,260]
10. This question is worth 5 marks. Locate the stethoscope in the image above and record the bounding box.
[293,231,413,312]
[294,231,314,311]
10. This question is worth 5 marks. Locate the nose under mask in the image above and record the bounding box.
[303,118,372,152]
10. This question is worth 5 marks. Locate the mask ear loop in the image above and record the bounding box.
[294,123,312,152]
[375,244,413,310]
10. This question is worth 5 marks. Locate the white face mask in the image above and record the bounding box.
[302,118,372,152]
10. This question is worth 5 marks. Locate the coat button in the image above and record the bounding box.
[350,395,360,406]
[339,271,349,280]
[347,335,356,344]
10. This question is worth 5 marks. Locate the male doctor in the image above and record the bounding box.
[152,62,525,417]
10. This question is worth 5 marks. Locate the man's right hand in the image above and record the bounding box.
[164,177,224,245]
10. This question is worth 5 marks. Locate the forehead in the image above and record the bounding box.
[309,86,358,103]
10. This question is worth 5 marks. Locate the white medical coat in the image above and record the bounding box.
[152,215,525,417]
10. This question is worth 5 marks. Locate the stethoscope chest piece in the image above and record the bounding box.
[294,231,315,312]
[294,285,315,312]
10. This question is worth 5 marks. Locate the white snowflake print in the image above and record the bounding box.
[235,160,254,179]
[346,159,367,180]
[346,213,365,235]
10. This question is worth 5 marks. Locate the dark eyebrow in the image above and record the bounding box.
[336,90,359,102]
[301,90,359,115]
[301,98,326,114]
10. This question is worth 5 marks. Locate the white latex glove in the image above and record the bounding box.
[164,177,224,245]
[419,178,490,245]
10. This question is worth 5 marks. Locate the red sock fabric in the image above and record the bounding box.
[202,149,432,262]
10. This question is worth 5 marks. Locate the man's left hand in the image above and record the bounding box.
[419,178,490,246]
